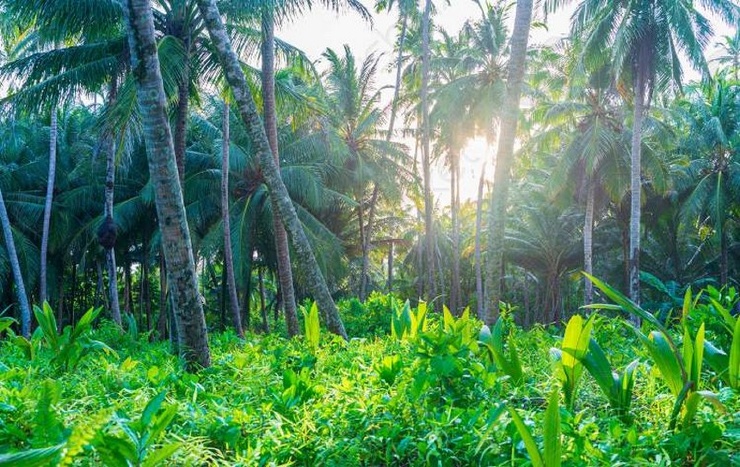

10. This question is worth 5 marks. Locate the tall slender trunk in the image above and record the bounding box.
[484,0,533,325]
[360,12,409,301]
[583,181,595,305]
[124,259,132,314]
[420,0,436,306]
[450,150,461,314]
[387,241,394,293]
[103,80,122,325]
[157,252,167,338]
[629,70,645,306]
[196,0,346,339]
[0,187,31,337]
[124,0,210,369]
[221,102,244,337]
[40,108,57,304]
[475,164,486,320]
[173,1,190,182]
[258,266,269,333]
[261,11,300,338]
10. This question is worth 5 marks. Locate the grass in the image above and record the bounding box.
[0,297,738,466]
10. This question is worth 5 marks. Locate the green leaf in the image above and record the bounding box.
[0,444,64,467]
[703,340,730,386]
[507,407,544,467]
[730,318,740,389]
[543,391,561,467]
[639,330,684,397]
[142,442,181,467]
[584,273,673,339]
[303,302,321,352]
[141,391,167,429]
[581,339,617,405]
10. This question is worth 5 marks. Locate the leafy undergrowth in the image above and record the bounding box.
[0,294,739,466]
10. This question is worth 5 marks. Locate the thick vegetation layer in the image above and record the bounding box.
[1,290,738,466]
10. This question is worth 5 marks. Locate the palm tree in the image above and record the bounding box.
[713,28,740,80]
[39,106,57,304]
[319,46,409,300]
[123,0,210,369]
[195,0,348,339]
[220,100,244,337]
[0,184,31,336]
[484,0,534,325]
[677,78,740,287]
[552,0,740,303]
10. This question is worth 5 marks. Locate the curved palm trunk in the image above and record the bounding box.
[124,0,210,369]
[484,0,533,325]
[420,0,436,306]
[39,107,57,304]
[359,12,408,302]
[261,11,299,337]
[583,180,595,305]
[221,102,244,337]
[196,0,347,339]
[629,71,645,305]
[475,163,486,320]
[0,186,31,337]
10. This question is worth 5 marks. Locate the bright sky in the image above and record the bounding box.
[278,1,736,205]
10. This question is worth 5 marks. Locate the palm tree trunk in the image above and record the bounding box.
[450,150,461,314]
[420,0,436,307]
[124,0,211,369]
[40,107,57,304]
[484,0,533,325]
[103,80,122,325]
[583,180,595,305]
[0,186,31,337]
[629,70,646,305]
[475,163,486,320]
[387,241,394,293]
[196,0,347,339]
[173,1,190,182]
[221,102,244,337]
[360,12,408,302]
[261,11,300,338]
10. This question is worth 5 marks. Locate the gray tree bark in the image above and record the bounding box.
[261,11,299,337]
[484,0,533,325]
[124,0,211,369]
[195,0,347,339]
[0,186,31,337]
[221,102,244,337]
[39,108,57,304]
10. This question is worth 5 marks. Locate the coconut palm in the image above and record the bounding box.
[676,78,740,287]
[123,0,210,369]
[483,0,534,325]
[548,0,740,303]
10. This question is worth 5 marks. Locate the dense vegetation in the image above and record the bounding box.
[1,0,740,464]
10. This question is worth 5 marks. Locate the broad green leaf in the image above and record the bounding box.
[543,391,561,467]
[141,391,167,428]
[584,273,672,339]
[0,444,64,467]
[142,442,181,467]
[703,340,730,386]
[581,339,617,405]
[730,318,740,388]
[640,330,684,397]
[507,407,544,467]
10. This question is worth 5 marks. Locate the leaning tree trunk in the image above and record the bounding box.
[221,102,244,337]
[359,12,409,302]
[629,68,646,306]
[483,0,533,326]
[39,107,57,304]
[261,11,300,337]
[420,0,436,306]
[583,180,595,305]
[475,163,486,320]
[124,0,211,369]
[196,0,347,339]
[0,186,31,337]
